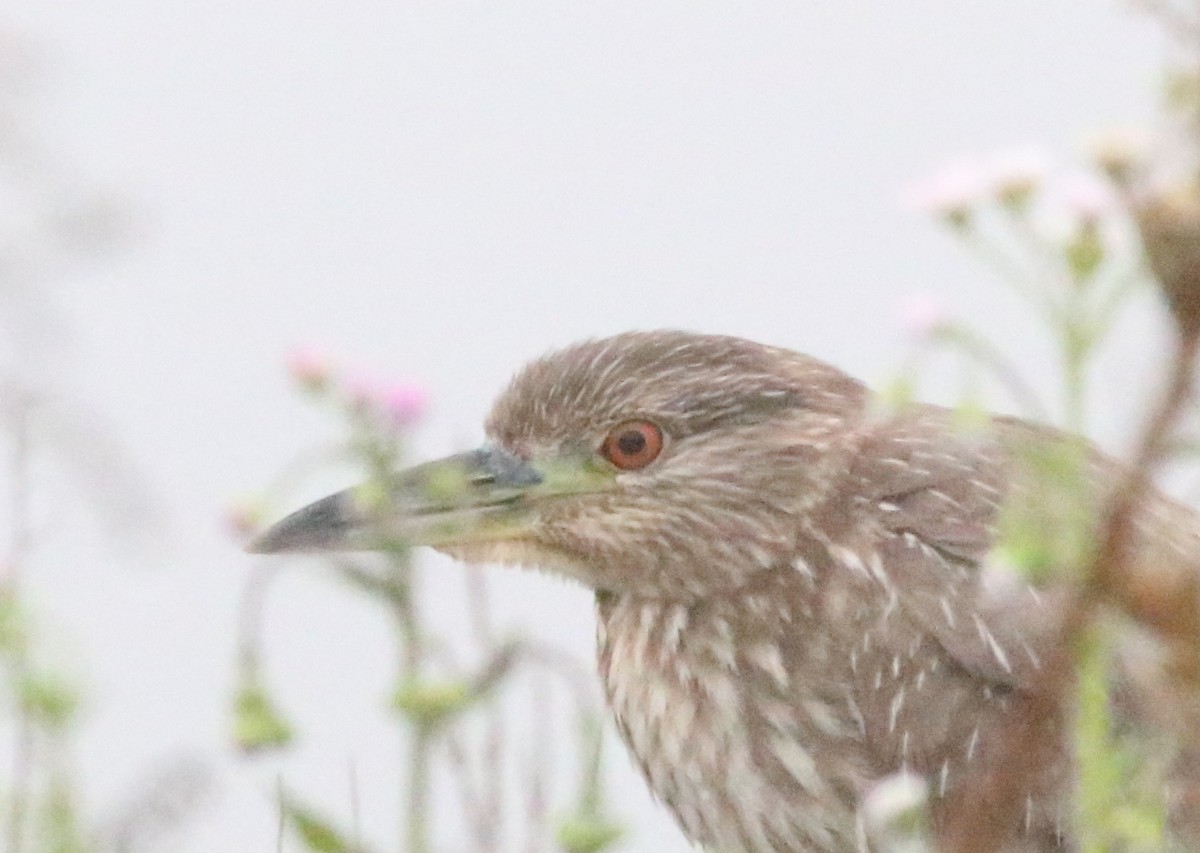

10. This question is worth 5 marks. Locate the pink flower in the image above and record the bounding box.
[1056,175,1117,225]
[900,159,987,227]
[286,346,333,391]
[343,373,428,428]
[896,293,948,340]
[225,498,265,540]
[379,382,428,428]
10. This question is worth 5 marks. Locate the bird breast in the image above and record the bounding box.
[595,578,873,852]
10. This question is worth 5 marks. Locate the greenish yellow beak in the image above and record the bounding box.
[247,446,614,555]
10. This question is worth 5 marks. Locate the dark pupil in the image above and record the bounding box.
[617,430,646,456]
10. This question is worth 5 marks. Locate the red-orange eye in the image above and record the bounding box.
[600,420,664,470]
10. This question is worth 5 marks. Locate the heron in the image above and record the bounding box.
[250,330,1200,851]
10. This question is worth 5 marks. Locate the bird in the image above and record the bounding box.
[249,330,1200,852]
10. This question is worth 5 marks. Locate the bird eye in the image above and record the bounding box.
[600,420,664,470]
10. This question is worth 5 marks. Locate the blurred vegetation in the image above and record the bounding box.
[884,3,1200,849]
[234,357,626,853]
[0,26,208,853]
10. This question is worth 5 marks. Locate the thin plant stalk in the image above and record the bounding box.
[348,756,361,853]
[7,398,33,853]
[1061,318,1089,433]
[406,728,432,853]
[276,774,285,853]
[389,549,431,853]
[522,678,550,853]
[930,326,1051,421]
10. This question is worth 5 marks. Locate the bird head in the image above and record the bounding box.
[250,331,866,599]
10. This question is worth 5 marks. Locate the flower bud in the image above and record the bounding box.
[901,161,986,230]
[225,497,266,541]
[1059,175,1116,226]
[379,382,428,429]
[1065,221,1105,283]
[1165,68,1200,119]
[285,346,333,393]
[988,146,1049,212]
[896,293,948,340]
[343,373,428,429]
[1090,128,1150,189]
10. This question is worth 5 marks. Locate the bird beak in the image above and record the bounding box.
[246,446,614,555]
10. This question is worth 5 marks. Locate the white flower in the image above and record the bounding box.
[1056,174,1118,224]
[900,159,987,226]
[985,145,1051,209]
[1088,127,1151,184]
[896,293,948,340]
[861,772,931,852]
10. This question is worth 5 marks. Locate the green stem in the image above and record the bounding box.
[348,757,362,853]
[1074,622,1117,853]
[8,683,31,853]
[7,400,32,853]
[276,774,285,853]
[962,231,1057,317]
[406,727,433,853]
[392,563,422,678]
[578,715,604,817]
[1062,315,1090,434]
[1088,270,1145,341]
[392,548,431,853]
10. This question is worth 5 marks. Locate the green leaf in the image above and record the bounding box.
[555,713,626,852]
[20,672,79,731]
[1108,803,1164,848]
[37,772,87,853]
[0,591,29,656]
[876,376,918,413]
[391,678,470,729]
[555,816,625,853]
[280,793,364,853]
[992,438,1094,583]
[951,397,990,434]
[232,681,293,754]
[37,774,85,853]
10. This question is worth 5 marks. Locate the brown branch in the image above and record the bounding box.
[942,328,1200,852]
[1086,331,1200,635]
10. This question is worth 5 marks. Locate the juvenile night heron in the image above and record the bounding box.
[250,331,1200,852]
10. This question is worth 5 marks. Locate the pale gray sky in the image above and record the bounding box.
[2,2,1171,850]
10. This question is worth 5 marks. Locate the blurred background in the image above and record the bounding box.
[0,2,1172,850]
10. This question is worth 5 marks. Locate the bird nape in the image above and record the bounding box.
[249,330,1199,852]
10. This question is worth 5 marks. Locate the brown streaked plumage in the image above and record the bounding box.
[251,330,1200,852]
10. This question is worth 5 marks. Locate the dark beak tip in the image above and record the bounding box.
[242,520,302,555]
[242,492,356,557]
[243,532,280,555]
